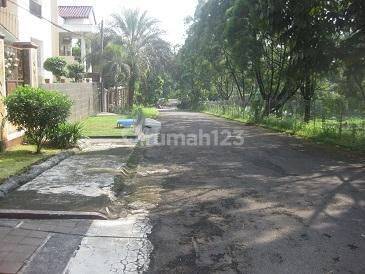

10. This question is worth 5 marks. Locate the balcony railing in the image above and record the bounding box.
[0,7,18,38]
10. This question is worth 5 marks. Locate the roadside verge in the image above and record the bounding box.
[0,149,77,198]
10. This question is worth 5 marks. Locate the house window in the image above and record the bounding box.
[29,0,42,18]
[0,0,7,8]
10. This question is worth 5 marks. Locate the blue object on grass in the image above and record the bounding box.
[117,119,135,128]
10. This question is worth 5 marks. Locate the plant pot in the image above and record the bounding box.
[45,79,50,84]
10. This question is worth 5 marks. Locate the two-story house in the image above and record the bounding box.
[0,0,98,147]
[58,4,97,73]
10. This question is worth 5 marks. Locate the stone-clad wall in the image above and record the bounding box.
[41,83,100,122]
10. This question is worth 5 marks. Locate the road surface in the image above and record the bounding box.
[139,111,365,273]
[0,111,364,273]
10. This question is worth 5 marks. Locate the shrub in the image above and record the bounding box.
[0,102,6,153]
[72,46,81,61]
[44,57,67,82]
[131,106,159,119]
[67,63,85,82]
[5,86,72,153]
[47,122,84,149]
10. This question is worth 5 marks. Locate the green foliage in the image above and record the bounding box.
[0,145,60,182]
[82,116,135,137]
[203,102,365,151]
[131,106,159,119]
[67,63,85,82]
[0,100,6,152]
[86,10,175,108]
[108,9,173,107]
[102,43,130,89]
[43,57,67,82]
[4,86,72,153]
[177,0,365,122]
[46,122,84,149]
[72,46,81,61]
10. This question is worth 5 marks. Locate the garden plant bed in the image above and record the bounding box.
[0,145,61,184]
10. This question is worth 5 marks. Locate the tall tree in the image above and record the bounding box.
[102,43,130,89]
[283,0,339,122]
[139,38,174,105]
[111,9,164,107]
[226,0,301,116]
[338,0,365,103]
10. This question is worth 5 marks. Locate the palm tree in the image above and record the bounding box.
[103,43,130,89]
[111,9,164,107]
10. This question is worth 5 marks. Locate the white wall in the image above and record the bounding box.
[58,0,96,8]
[64,17,94,25]
[18,0,53,81]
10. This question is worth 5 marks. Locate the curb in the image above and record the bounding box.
[85,136,138,139]
[0,149,78,199]
[0,209,108,220]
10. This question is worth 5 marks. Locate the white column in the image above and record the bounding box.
[103,89,108,112]
[0,35,5,98]
[0,35,7,144]
[13,42,39,87]
[80,37,86,69]
[28,47,39,87]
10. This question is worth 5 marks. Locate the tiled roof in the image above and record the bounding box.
[58,6,93,19]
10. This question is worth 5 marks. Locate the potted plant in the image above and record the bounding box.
[43,57,67,82]
[67,63,85,83]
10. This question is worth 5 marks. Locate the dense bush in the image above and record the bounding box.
[131,106,159,119]
[44,57,67,82]
[0,103,6,153]
[47,122,84,149]
[72,46,81,61]
[5,86,72,153]
[67,63,85,82]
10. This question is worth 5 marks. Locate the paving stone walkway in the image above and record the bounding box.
[0,219,89,273]
[0,215,152,273]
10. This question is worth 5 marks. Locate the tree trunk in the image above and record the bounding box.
[36,143,42,154]
[304,99,311,123]
[301,72,315,123]
[128,74,136,108]
[263,97,272,117]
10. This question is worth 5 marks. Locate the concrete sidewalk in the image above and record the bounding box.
[0,219,90,273]
[0,138,153,273]
[0,139,135,214]
[0,213,152,273]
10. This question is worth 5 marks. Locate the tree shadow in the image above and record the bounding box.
[131,112,365,273]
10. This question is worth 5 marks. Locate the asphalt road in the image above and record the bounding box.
[0,111,364,273]
[134,111,365,273]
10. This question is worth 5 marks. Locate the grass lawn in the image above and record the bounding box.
[130,106,159,119]
[203,109,365,152]
[0,145,60,183]
[82,115,136,137]
[139,107,159,119]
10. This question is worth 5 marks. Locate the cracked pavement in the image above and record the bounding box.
[0,138,153,274]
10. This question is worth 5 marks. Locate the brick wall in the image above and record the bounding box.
[41,83,100,122]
